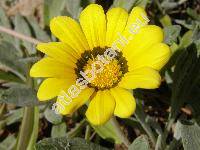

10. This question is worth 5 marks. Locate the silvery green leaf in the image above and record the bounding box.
[128,135,151,150]
[186,8,200,21]
[44,107,63,124]
[18,56,41,64]
[44,0,66,25]
[14,15,36,55]
[27,18,51,42]
[0,134,16,150]
[165,71,173,84]
[65,0,82,19]
[175,19,195,30]
[92,120,121,144]
[0,84,40,106]
[163,25,181,45]
[174,121,182,140]
[0,7,14,44]
[175,120,200,150]
[51,123,67,138]
[134,0,148,8]
[0,41,26,81]
[161,1,179,10]
[112,0,148,11]
[0,70,23,83]
[111,0,137,11]
[6,108,23,125]
[35,137,110,150]
[0,7,11,28]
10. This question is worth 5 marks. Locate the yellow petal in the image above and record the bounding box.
[110,7,149,51]
[133,43,171,70]
[37,42,79,66]
[122,25,164,71]
[119,67,161,89]
[113,7,148,51]
[57,88,94,115]
[106,8,128,47]
[50,16,89,54]
[30,57,75,78]
[110,87,136,118]
[125,7,148,32]
[80,4,106,49]
[86,90,115,125]
[37,78,74,101]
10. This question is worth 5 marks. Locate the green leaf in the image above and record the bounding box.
[0,41,26,80]
[179,30,193,49]
[0,84,40,106]
[80,0,95,8]
[163,25,181,45]
[35,137,110,150]
[51,122,67,138]
[44,107,63,124]
[92,120,121,144]
[160,15,172,27]
[192,26,200,55]
[0,134,16,150]
[128,135,151,150]
[171,44,200,118]
[174,120,200,150]
[14,15,36,55]
[186,8,200,21]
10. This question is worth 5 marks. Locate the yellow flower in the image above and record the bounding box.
[30,4,171,125]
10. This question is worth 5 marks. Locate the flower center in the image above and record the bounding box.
[75,47,128,90]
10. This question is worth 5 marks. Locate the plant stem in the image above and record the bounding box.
[0,26,41,44]
[67,119,87,138]
[165,118,175,134]
[155,0,165,15]
[110,116,130,147]
[155,134,163,150]
[85,125,91,141]
[16,107,35,150]
[27,107,39,150]
[156,117,175,150]
[0,103,6,117]
[15,44,40,150]
[135,106,157,147]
